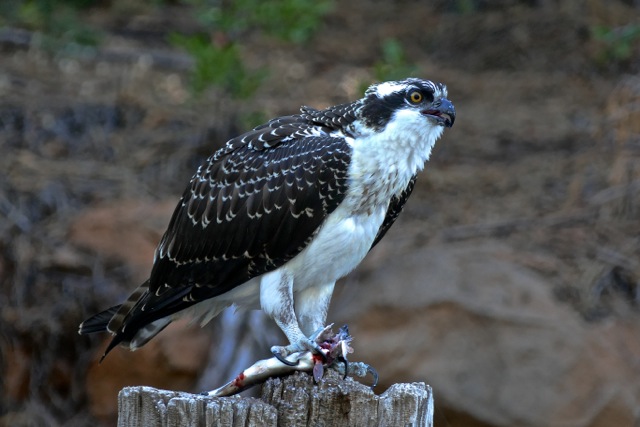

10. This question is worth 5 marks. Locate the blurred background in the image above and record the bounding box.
[1,0,640,426]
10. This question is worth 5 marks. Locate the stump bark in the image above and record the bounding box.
[117,370,434,426]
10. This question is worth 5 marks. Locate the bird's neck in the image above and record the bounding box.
[353,120,441,181]
[344,123,442,213]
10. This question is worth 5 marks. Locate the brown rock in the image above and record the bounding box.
[3,343,31,403]
[69,199,175,281]
[330,241,640,427]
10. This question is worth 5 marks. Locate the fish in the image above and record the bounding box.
[203,324,378,397]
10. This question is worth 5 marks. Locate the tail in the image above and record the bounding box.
[78,305,121,335]
[78,279,177,361]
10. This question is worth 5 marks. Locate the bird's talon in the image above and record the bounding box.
[367,364,379,388]
[271,347,299,366]
[337,356,349,380]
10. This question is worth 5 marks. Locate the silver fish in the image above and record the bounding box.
[204,325,378,397]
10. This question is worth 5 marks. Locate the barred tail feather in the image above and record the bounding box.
[107,280,150,334]
[78,305,120,335]
[79,279,193,361]
[129,318,172,349]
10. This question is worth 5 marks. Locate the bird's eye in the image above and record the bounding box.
[408,91,423,104]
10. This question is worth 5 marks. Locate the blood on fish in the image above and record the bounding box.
[232,372,246,387]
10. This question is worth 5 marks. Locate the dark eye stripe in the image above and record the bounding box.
[360,79,442,130]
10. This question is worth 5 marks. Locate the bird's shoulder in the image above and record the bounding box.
[214,100,362,156]
[146,106,361,305]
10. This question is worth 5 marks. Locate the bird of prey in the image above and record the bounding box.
[79,78,455,365]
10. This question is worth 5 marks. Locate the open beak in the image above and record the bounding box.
[422,98,455,128]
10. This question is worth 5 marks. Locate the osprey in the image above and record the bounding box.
[79,78,455,365]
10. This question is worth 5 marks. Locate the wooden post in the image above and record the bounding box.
[118,370,434,427]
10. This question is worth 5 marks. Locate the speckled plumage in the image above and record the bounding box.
[79,77,455,359]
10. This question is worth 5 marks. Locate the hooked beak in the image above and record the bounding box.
[421,98,455,128]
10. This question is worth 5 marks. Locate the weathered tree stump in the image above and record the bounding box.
[117,370,434,426]
[117,386,277,427]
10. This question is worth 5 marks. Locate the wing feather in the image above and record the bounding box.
[370,174,417,250]
[158,135,351,293]
[96,104,359,353]
[109,139,351,344]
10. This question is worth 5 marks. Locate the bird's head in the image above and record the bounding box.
[357,78,455,134]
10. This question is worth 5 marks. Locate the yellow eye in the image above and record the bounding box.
[409,91,423,104]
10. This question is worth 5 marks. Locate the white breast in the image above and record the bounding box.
[284,201,387,290]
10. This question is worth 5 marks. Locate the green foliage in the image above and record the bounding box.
[592,24,640,67]
[170,33,266,98]
[188,0,333,44]
[248,0,333,44]
[358,38,419,94]
[0,0,101,51]
[373,38,419,82]
[172,0,333,97]
[453,0,478,14]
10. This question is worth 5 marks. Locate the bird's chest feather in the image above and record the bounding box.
[343,124,431,215]
[285,131,425,288]
[286,202,387,288]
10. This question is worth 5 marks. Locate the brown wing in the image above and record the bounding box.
[81,99,365,353]
[151,134,352,301]
[103,131,353,350]
[370,175,417,250]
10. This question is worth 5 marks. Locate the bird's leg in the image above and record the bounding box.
[260,270,323,365]
[295,282,335,338]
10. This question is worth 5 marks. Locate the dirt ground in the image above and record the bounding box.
[1,1,639,426]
